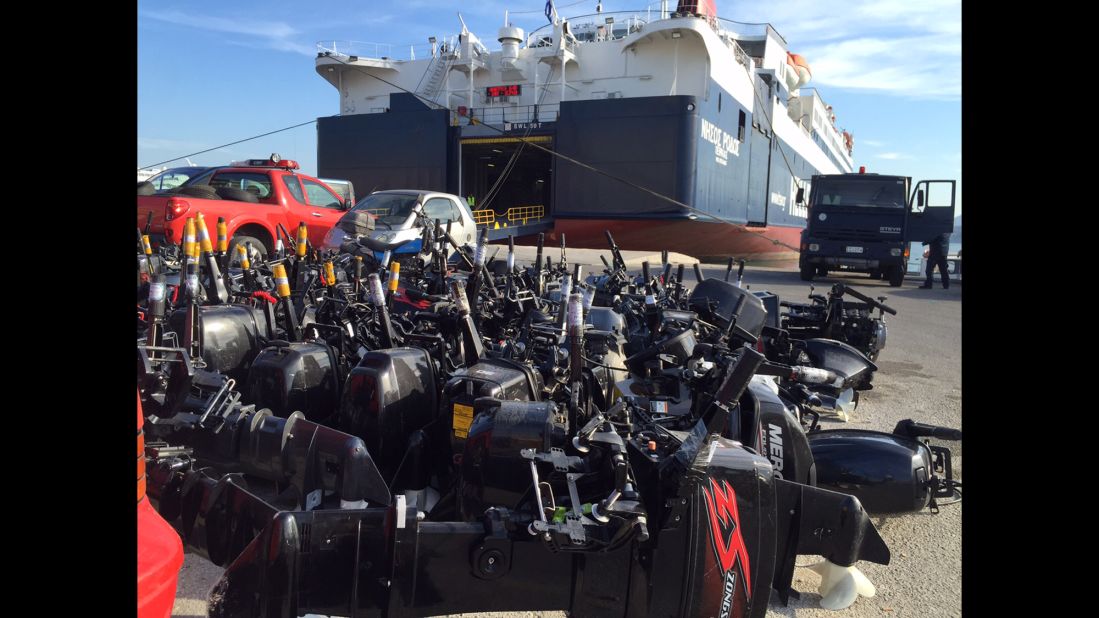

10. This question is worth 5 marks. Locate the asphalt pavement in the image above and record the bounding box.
[169,253,961,618]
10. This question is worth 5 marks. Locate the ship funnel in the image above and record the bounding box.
[498,25,524,63]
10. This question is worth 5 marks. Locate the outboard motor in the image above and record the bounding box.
[335,348,439,483]
[442,358,544,451]
[167,304,273,383]
[799,338,877,390]
[689,279,768,343]
[808,420,962,514]
[244,340,342,423]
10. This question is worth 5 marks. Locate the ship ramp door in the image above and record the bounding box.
[461,136,553,231]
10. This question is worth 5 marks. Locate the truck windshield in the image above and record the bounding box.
[352,193,420,228]
[812,179,907,209]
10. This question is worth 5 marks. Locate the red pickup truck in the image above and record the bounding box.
[137,156,351,262]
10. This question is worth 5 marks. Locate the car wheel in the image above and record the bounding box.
[227,235,267,267]
[887,266,904,287]
[799,262,815,281]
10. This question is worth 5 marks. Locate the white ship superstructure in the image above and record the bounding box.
[313,1,856,257]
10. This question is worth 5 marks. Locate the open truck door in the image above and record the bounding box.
[906,180,956,242]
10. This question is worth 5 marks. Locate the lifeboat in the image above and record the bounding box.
[785,52,812,91]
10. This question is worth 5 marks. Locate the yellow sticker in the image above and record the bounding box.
[453,403,474,438]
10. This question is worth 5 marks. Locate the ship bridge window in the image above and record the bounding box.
[738,111,746,141]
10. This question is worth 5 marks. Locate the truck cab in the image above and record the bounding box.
[798,171,955,286]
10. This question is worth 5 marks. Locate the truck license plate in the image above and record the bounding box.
[846,246,864,254]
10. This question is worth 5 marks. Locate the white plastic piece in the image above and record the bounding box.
[836,388,857,420]
[403,487,441,514]
[805,560,876,610]
[148,281,166,302]
[567,293,584,333]
[368,273,386,307]
[340,499,368,510]
[396,494,407,528]
[582,286,595,311]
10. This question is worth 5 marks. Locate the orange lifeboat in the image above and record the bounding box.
[785,52,812,91]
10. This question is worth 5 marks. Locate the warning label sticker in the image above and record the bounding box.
[453,403,475,439]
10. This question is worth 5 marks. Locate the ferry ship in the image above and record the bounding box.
[313,1,854,258]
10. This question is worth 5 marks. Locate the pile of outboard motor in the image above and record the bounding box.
[136,215,961,618]
[779,281,895,363]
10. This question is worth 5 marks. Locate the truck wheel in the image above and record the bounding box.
[228,235,267,266]
[799,262,815,281]
[887,266,904,287]
[215,187,259,203]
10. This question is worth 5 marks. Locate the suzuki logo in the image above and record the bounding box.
[701,478,752,601]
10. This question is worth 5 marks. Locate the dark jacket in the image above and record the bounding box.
[922,232,950,254]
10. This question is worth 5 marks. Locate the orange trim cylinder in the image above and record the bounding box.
[137,392,184,618]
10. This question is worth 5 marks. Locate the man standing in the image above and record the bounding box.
[919,231,951,289]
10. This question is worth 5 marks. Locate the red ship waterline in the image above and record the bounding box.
[548,219,802,262]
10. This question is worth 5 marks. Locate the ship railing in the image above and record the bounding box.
[472,205,546,229]
[525,8,661,47]
[463,104,561,125]
[714,19,787,46]
[472,209,496,226]
[506,205,545,224]
[316,40,442,62]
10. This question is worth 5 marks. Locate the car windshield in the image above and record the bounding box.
[812,179,907,208]
[148,167,209,192]
[351,193,421,228]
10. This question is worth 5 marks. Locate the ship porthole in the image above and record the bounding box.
[686,103,696,111]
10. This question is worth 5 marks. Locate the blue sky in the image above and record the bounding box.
[138,0,961,213]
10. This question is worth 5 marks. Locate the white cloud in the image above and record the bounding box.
[875,152,908,160]
[141,9,316,57]
[724,0,960,99]
[861,139,885,147]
